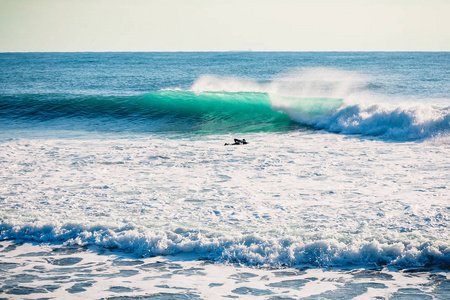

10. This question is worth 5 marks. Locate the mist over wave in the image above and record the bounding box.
[192,68,368,99]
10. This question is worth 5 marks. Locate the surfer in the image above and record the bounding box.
[224,139,248,146]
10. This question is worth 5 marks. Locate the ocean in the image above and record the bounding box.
[0,52,449,299]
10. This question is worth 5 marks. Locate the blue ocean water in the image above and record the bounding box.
[0,52,449,298]
[0,52,448,138]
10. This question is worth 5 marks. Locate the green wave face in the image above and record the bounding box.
[140,90,295,133]
[141,91,343,133]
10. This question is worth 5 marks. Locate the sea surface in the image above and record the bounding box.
[0,52,449,299]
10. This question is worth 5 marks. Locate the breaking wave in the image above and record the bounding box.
[1,221,449,269]
[1,69,448,140]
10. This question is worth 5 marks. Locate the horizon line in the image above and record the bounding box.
[1,50,449,54]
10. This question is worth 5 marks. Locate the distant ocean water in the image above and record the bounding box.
[0,52,449,299]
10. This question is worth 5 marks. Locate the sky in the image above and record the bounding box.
[0,0,449,52]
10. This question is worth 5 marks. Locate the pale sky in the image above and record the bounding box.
[0,0,449,52]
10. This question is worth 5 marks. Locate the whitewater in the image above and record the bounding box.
[0,52,449,299]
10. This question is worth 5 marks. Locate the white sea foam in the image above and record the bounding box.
[277,102,450,141]
[0,133,448,269]
[1,220,449,268]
